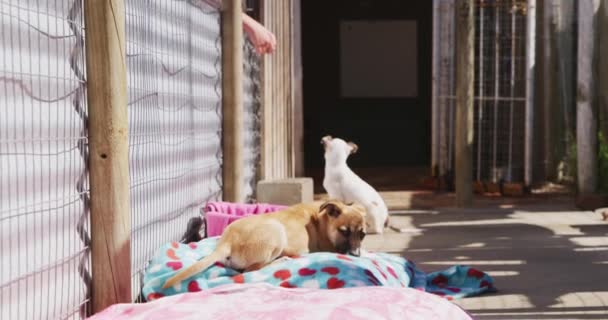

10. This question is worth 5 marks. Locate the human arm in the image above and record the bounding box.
[242,12,276,55]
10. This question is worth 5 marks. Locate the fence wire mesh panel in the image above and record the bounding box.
[473,0,528,183]
[125,0,223,299]
[242,39,262,201]
[0,0,91,319]
[434,0,528,183]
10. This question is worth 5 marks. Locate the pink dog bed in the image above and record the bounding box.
[89,283,473,320]
[203,202,288,237]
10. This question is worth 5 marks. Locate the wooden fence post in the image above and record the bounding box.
[577,0,600,195]
[455,0,474,207]
[431,0,440,177]
[83,0,132,313]
[541,0,557,180]
[292,0,304,177]
[222,0,245,202]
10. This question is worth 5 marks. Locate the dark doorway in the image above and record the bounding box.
[302,0,433,191]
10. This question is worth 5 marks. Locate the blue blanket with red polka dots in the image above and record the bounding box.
[142,237,496,301]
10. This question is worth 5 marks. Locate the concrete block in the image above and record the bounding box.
[257,178,314,206]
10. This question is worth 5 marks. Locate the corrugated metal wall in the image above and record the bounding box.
[1,0,267,315]
[0,0,91,318]
[260,0,297,180]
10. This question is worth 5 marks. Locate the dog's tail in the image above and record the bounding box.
[162,246,228,289]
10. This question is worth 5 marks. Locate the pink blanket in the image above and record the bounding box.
[89,283,472,320]
[204,201,288,237]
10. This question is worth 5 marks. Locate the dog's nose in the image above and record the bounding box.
[348,248,361,257]
[321,136,332,145]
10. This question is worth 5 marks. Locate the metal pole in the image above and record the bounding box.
[492,1,501,182]
[542,0,554,180]
[524,0,536,187]
[507,4,516,182]
[477,0,485,181]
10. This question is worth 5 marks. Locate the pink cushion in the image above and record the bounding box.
[89,283,473,320]
[204,202,288,237]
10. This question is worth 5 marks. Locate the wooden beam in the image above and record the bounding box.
[83,0,131,313]
[431,0,440,177]
[576,0,600,195]
[454,0,474,207]
[222,0,245,202]
[541,0,556,180]
[259,0,268,180]
[292,0,304,177]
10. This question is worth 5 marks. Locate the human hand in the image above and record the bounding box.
[242,13,276,55]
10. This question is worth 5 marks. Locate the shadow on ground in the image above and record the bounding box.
[363,196,608,320]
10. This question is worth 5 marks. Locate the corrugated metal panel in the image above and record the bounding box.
[125,0,223,299]
[0,0,91,319]
[260,0,296,180]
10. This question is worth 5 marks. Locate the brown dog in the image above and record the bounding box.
[162,200,367,289]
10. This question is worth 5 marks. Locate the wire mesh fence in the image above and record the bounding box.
[1,0,265,315]
[473,0,528,183]
[434,0,529,184]
[0,0,91,319]
[243,38,262,202]
[124,0,224,299]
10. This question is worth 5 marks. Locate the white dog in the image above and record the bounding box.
[321,135,389,234]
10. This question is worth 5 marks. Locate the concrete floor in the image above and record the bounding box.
[359,193,608,320]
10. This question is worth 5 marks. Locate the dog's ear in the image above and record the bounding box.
[348,142,358,154]
[320,201,342,218]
